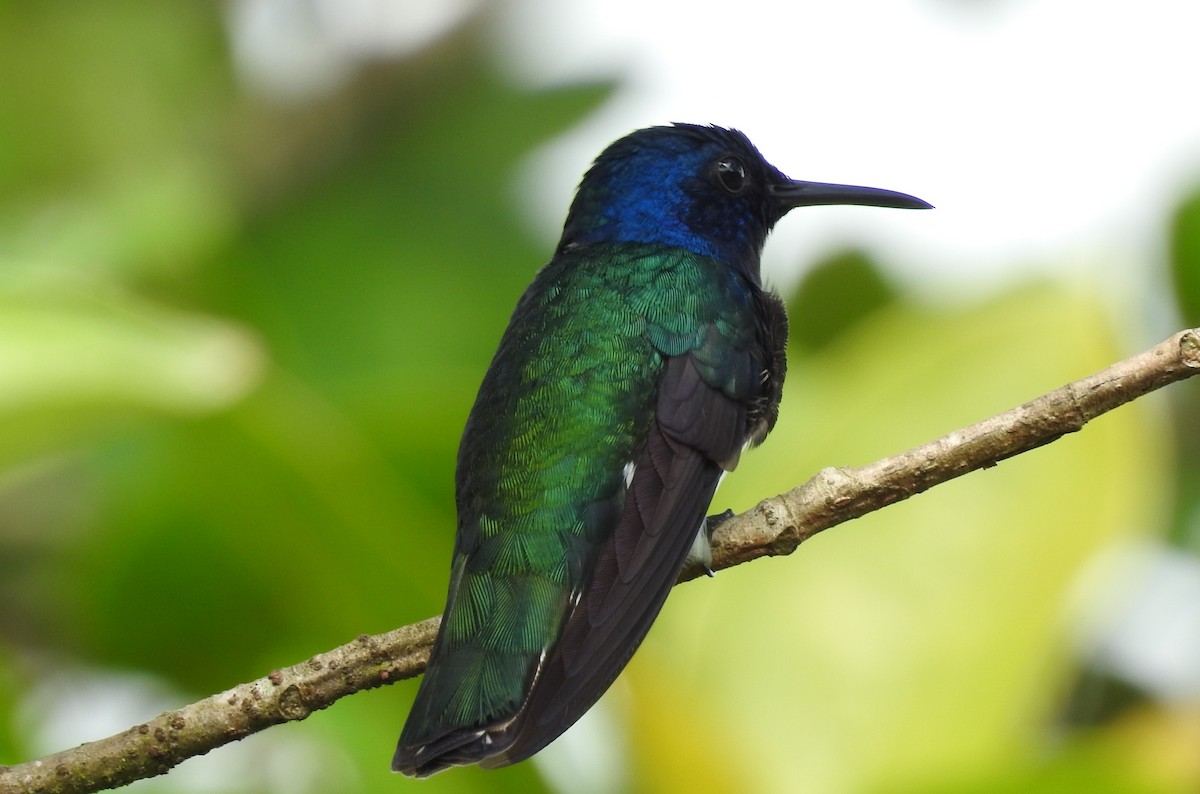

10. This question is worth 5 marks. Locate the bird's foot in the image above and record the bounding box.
[705,508,736,534]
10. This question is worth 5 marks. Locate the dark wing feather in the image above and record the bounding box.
[489,353,747,766]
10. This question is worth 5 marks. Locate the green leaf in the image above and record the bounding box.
[0,268,263,458]
[788,248,899,354]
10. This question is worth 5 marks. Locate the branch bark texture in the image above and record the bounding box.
[3,328,1198,794]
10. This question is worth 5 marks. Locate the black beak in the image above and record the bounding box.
[770,179,932,210]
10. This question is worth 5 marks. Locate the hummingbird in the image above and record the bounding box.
[392,123,930,776]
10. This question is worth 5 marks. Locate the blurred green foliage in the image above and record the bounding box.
[1171,191,1200,325]
[786,249,898,354]
[0,4,1198,794]
[1168,193,1200,552]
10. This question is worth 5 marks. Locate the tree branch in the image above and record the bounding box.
[3,328,1198,794]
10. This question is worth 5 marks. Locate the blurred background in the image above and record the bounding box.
[2,1,1200,792]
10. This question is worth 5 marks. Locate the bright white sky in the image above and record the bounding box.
[231,0,1200,299]
[492,0,1200,299]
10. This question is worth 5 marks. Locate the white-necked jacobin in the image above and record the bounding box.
[392,123,931,776]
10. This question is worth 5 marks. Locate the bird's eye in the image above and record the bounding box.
[714,156,747,194]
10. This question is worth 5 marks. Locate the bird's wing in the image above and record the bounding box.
[491,351,749,765]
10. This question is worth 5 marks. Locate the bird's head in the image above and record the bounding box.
[558,123,930,277]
